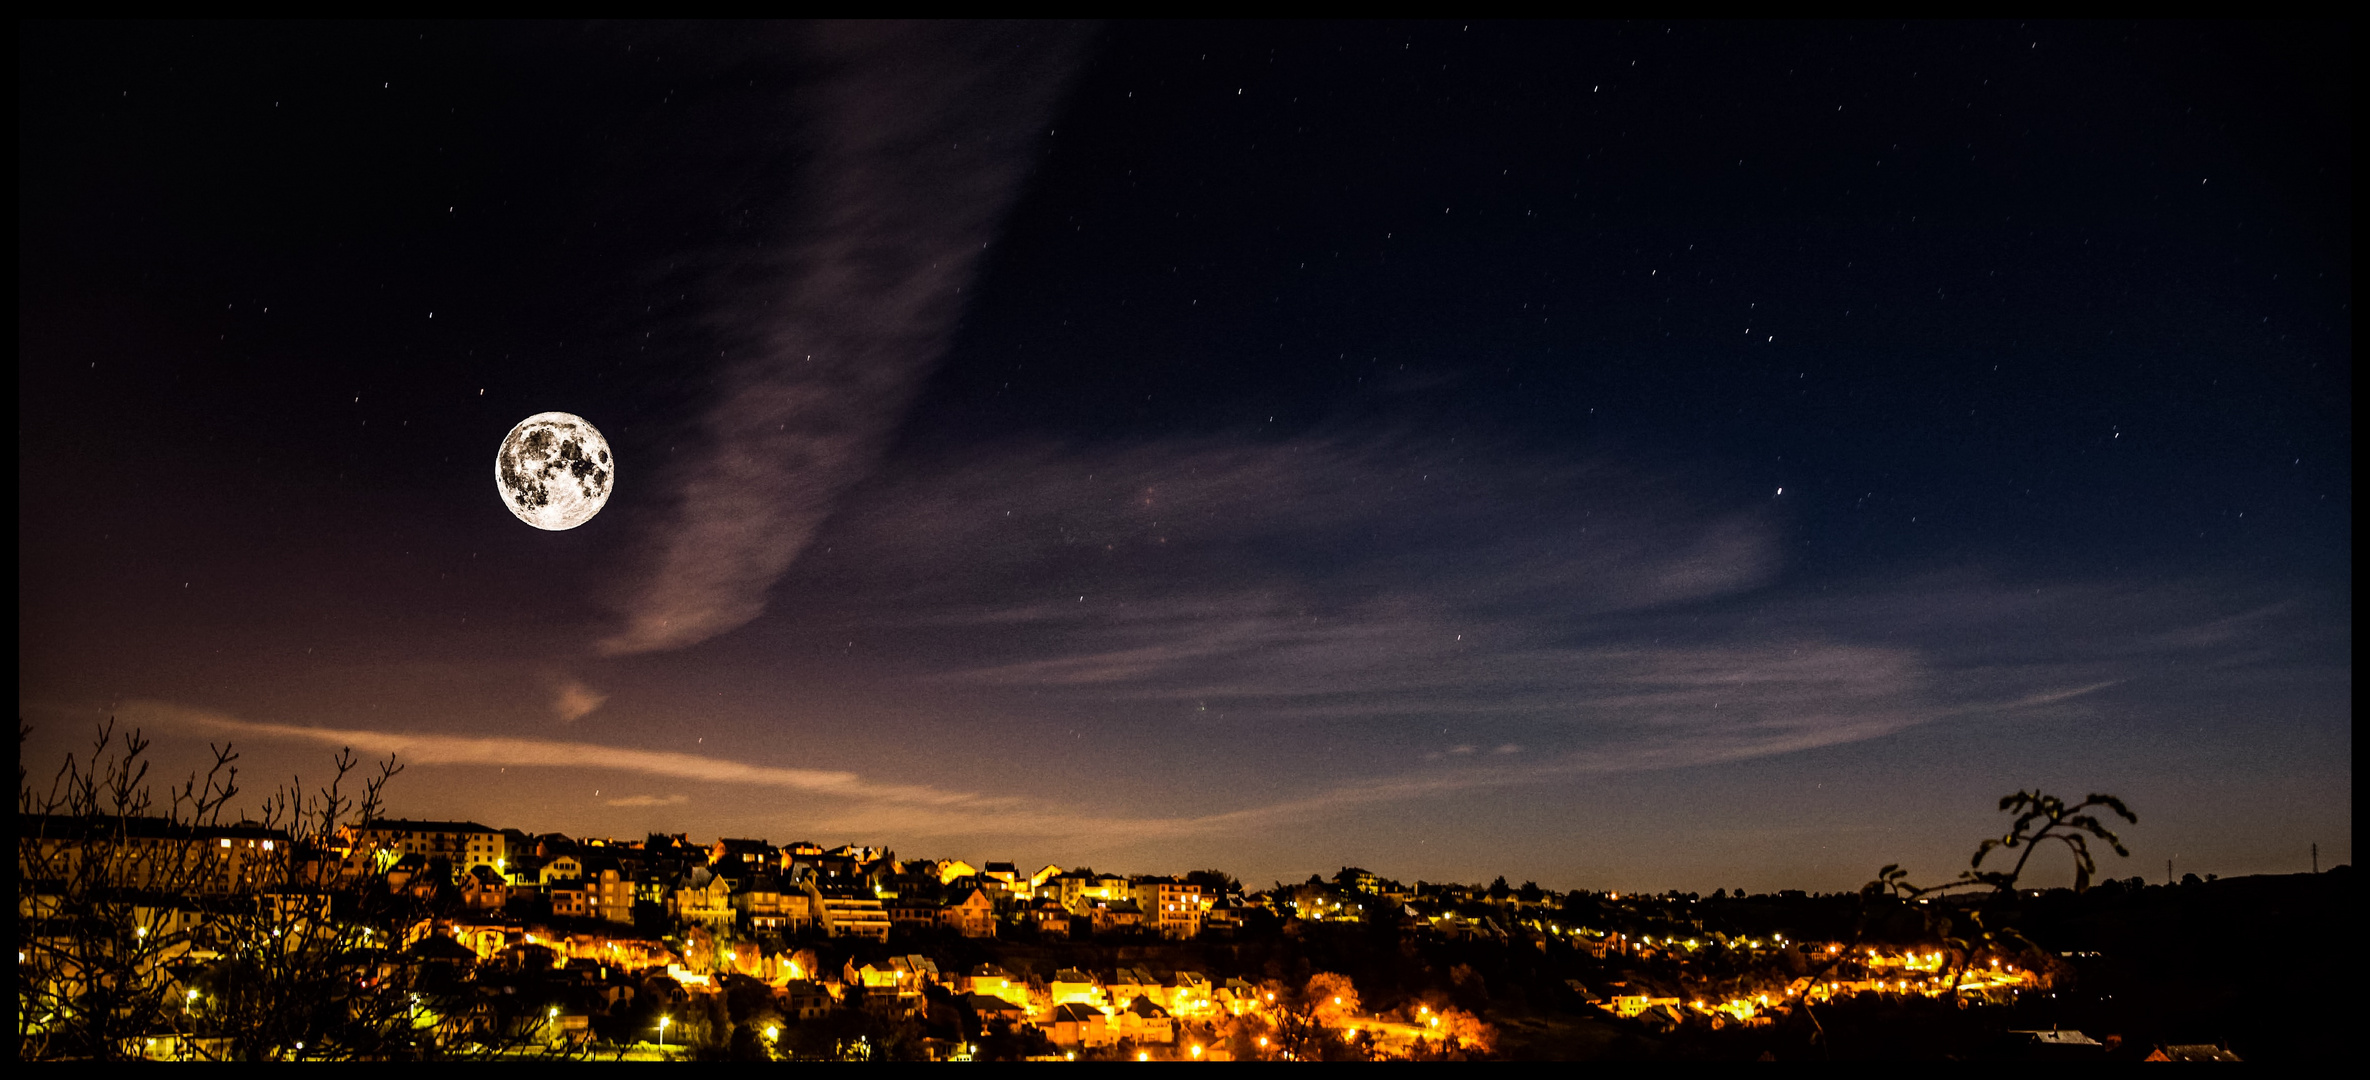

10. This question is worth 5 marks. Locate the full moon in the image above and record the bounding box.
[496,412,613,530]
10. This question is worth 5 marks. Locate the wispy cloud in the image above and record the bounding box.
[100,697,1861,842]
[123,700,1019,811]
[114,596,2261,845]
[763,434,2338,798]
[551,678,608,723]
[599,24,1086,656]
[807,435,1784,619]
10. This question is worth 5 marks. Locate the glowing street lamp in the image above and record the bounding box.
[658,1015,671,1051]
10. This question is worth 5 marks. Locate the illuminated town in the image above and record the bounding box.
[30,808,2223,1062]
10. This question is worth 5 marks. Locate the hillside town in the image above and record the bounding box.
[22,811,2095,1061]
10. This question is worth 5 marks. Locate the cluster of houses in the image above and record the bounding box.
[375,915,1273,1053]
[27,813,2084,1060]
[339,819,1267,945]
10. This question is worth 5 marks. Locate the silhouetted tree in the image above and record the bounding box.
[21,719,556,1061]
[1184,868,1240,896]
[1783,788,2139,1054]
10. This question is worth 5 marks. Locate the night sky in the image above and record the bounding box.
[20,22,2350,893]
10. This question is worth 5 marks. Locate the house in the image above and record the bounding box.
[1289,880,1365,921]
[409,933,482,971]
[887,895,945,931]
[1115,995,1175,1044]
[709,838,779,880]
[822,845,894,890]
[1216,978,1261,1015]
[778,843,833,883]
[963,991,1028,1027]
[1109,967,1161,1009]
[940,886,998,938]
[1046,1003,1112,1048]
[844,955,940,997]
[2145,1044,2242,1062]
[500,855,545,888]
[932,859,979,885]
[1611,994,1682,1019]
[1050,968,1104,1008]
[806,883,890,939]
[1201,901,1249,936]
[847,958,904,994]
[1131,876,1205,939]
[526,832,580,859]
[1088,898,1146,934]
[346,819,507,874]
[579,858,636,924]
[1028,898,1073,938]
[843,955,937,1017]
[896,955,942,985]
[961,963,1031,1009]
[1167,971,1211,1016]
[460,864,508,911]
[2002,1029,2107,1059]
[808,853,869,890]
[980,861,1024,897]
[732,875,813,933]
[780,980,835,1021]
[881,865,944,900]
[538,853,583,885]
[668,868,733,928]
[549,879,592,919]
[633,869,672,908]
[384,853,439,900]
[1048,869,1133,913]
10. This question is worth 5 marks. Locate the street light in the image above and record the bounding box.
[658,1015,670,1051]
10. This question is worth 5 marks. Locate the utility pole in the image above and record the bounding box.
[2166,858,2173,885]
[2312,843,2319,874]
